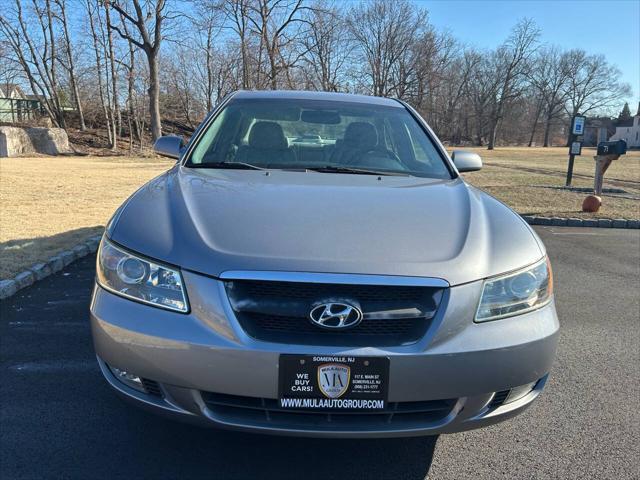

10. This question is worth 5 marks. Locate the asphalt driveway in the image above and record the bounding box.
[1,227,638,479]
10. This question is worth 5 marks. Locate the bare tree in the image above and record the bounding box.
[55,0,86,130]
[115,10,142,148]
[0,40,21,94]
[431,46,477,143]
[466,52,496,146]
[223,0,252,89]
[103,1,121,149]
[528,47,572,146]
[347,0,427,97]
[191,0,226,111]
[108,0,167,141]
[302,1,351,91]
[246,0,309,90]
[486,19,540,149]
[0,0,67,127]
[562,49,631,143]
[410,30,460,132]
[85,0,113,143]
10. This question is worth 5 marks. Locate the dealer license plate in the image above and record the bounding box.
[278,354,389,411]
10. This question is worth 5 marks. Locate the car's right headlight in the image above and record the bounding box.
[96,236,188,312]
[475,257,553,322]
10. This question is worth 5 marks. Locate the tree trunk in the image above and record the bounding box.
[565,108,578,146]
[527,122,537,147]
[474,113,484,146]
[148,50,162,141]
[69,70,85,131]
[86,0,111,144]
[45,0,66,128]
[107,0,165,142]
[543,114,553,147]
[104,2,119,150]
[205,26,214,112]
[59,0,85,130]
[487,119,498,150]
[528,98,544,147]
[121,16,139,143]
[127,58,138,143]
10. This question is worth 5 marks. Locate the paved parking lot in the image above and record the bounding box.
[1,227,638,479]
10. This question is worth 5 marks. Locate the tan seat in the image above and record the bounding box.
[236,122,296,166]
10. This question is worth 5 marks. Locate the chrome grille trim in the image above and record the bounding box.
[219,270,449,288]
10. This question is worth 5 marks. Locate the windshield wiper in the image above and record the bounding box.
[188,161,266,170]
[307,165,410,176]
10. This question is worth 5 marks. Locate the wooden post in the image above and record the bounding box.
[593,154,617,196]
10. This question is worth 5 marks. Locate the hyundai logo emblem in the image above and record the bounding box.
[309,302,363,329]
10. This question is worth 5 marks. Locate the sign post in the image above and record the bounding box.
[566,115,585,186]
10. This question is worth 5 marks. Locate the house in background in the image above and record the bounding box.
[0,84,43,123]
[609,102,640,148]
[0,83,26,99]
[583,117,614,147]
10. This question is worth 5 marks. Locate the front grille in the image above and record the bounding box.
[225,280,444,346]
[202,391,456,429]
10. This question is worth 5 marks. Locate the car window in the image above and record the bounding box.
[187,98,452,179]
[404,121,445,170]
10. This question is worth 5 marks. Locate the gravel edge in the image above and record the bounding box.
[1,216,639,300]
[0,234,102,300]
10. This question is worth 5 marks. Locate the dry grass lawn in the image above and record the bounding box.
[0,156,173,278]
[1,147,639,279]
[459,147,640,219]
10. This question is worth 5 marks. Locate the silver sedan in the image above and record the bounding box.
[90,90,558,437]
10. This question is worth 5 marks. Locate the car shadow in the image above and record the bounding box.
[0,226,103,278]
[112,406,440,480]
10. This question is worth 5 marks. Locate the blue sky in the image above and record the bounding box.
[417,0,640,108]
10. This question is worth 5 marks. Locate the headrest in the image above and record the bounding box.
[344,122,377,148]
[249,121,288,149]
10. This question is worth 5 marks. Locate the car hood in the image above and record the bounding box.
[109,166,544,286]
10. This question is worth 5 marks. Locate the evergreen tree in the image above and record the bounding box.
[617,102,632,124]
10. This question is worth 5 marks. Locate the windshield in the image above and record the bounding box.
[186,98,452,179]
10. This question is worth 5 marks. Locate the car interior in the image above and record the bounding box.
[190,101,451,177]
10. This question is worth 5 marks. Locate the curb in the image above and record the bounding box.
[0,234,102,300]
[521,216,639,229]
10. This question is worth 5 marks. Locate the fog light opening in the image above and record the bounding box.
[505,381,537,404]
[108,365,146,393]
[490,380,539,409]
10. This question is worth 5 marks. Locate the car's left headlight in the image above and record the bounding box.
[96,236,188,312]
[475,257,553,322]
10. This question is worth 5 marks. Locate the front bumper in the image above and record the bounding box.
[90,269,559,438]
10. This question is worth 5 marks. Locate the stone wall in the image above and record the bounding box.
[0,126,72,157]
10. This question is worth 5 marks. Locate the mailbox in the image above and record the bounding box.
[583,139,628,212]
[597,140,627,156]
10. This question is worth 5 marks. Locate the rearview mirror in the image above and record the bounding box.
[153,135,185,160]
[451,150,482,172]
[301,110,341,124]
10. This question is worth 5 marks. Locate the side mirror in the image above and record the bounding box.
[451,150,482,172]
[153,135,185,160]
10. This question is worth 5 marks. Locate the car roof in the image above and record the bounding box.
[230,90,403,108]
